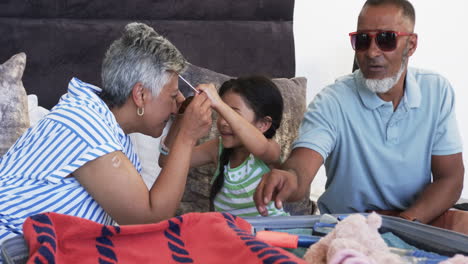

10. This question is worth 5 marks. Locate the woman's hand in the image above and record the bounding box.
[197,83,224,111]
[178,92,212,143]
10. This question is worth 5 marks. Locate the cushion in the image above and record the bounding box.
[0,53,29,156]
[175,63,314,215]
[129,132,162,189]
[28,94,49,126]
[180,63,306,161]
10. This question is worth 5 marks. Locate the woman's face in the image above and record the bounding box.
[217,91,260,148]
[143,74,183,138]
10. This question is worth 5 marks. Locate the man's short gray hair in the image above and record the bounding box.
[101,22,187,108]
[363,0,415,26]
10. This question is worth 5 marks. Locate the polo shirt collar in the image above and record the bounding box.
[355,68,421,110]
[404,68,422,108]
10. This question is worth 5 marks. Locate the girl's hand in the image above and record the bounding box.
[197,83,224,110]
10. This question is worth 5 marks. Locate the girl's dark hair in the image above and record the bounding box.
[209,76,284,209]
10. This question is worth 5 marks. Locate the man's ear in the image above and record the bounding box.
[407,34,418,57]
[131,82,146,108]
[256,116,273,134]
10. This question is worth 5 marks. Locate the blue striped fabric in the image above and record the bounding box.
[0,78,141,244]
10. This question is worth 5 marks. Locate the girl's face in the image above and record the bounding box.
[217,91,261,148]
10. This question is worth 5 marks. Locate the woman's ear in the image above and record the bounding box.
[256,116,272,134]
[131,82,146,108]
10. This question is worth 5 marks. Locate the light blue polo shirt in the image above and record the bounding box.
[293,67,463,214]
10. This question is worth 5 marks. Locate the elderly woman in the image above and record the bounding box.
[0,22,213,243]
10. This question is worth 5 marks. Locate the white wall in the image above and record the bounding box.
[294,0,468,200]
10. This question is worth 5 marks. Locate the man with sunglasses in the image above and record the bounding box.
[255,0,466,233]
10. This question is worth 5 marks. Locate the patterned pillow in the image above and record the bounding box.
[177,63,314,215]
[0,53,29,156]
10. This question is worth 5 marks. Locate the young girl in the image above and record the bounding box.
[160,76,288,217]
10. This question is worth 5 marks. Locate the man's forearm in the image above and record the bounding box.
[405,153,466,223]
[280,148,323,202]
[281,168,308,202]
[404,176,462,223]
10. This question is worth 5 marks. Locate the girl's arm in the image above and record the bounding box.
[191,138,219,168]
[200,85,281,165]
[158,118,218,168]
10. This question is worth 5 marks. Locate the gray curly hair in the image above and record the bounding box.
[101,22,187,108]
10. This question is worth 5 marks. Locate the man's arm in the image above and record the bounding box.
[401,153,464,223]
[254,147,323,216]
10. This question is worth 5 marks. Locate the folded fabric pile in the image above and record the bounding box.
[303,212,402,264]
[439,254,468,264]
[23,212,306,264]
[303,213,468,264]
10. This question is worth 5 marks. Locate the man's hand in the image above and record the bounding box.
[254,147,324,216]
[254,169,298,216]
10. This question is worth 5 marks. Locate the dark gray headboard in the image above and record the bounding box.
[0,0,295,109]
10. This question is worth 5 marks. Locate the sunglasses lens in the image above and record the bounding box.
[376,31,397,51]
[353,33,371,51]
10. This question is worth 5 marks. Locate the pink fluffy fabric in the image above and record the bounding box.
[440,254,468,264]
[303,213,402,264]
[328,248,374,264]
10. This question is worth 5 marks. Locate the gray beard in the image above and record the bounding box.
[361,64,406,94]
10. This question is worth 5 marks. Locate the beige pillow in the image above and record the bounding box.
[0,53,29,156]
[129,132,162,189]
[177,63,313,215]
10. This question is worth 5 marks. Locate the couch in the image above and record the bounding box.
[0,0,314,215]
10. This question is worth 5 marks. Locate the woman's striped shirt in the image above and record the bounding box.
[0,78,141,244]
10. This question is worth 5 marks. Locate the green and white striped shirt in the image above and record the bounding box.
[212,138,289,217]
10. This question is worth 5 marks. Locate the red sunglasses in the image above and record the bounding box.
[349,30,416,52]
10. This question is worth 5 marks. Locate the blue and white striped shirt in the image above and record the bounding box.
[0,78,141,243]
